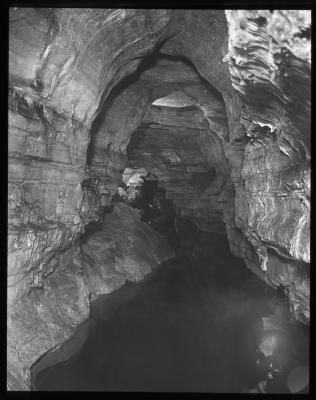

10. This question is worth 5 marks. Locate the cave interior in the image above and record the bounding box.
[31,47,309,394]
[8,8,310,394]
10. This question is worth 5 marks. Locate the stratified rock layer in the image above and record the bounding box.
[81,203,174,300]
[128,104,231,232]
[225,10,310,323]
[8,202,173,390]
[9,8,173,389]
[8,8,310,390]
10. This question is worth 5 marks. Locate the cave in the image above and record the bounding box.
[8,8,310,394]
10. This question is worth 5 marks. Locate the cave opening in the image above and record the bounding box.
[30,42,309,395]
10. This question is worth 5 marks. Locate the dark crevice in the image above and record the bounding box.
[267,248,310,280]
[295,27,311,40]
[253,16,267,27]
[126,127,148,161]
[113,170,181,249]
[86,41,176,165]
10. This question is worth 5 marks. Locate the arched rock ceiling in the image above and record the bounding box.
[8,8,310,390]
[9,8,237,128]
[85,56,232,232]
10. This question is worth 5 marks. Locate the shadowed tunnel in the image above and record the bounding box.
[32,48,309,394]
[8,8,310,394]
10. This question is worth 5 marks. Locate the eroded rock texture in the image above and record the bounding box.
[81,203,174,300]
[8,202,172,390]
[225,10,310,323]
[8,8,310,390]
[126,58,232,232]
[9,8,173,389]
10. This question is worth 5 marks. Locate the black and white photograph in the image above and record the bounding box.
[7,5,311,394]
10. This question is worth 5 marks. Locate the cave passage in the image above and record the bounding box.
[8,9,311,394]
[33,220,309,393]
[32,49,309,393]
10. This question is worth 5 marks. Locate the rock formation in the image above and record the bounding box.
[224,10,310,323]
[8,8,310,390]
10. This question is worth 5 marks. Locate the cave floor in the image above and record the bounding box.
[34,232,309,393]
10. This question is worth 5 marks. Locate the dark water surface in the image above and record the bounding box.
[34,232,309,393]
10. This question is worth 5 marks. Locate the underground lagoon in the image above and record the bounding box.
[8,8,310,394]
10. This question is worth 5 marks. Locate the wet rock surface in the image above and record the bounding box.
[8,202,173,389]
[8,8,310,390]
[224,10,310,323]
[81,203,174,300]
[33,231,309,393]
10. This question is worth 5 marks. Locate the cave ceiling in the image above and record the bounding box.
[8,8,310,390]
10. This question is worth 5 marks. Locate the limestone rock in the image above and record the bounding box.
[224,10,310,323]
[81,203,174,300]
[8,8,310,390]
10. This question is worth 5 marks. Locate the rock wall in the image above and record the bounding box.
[8,202,173,390]
[8,8,173,389]
[9,5,173,301]
[128,94,232,233]
[8,8,310,389]
[85,56,234,232]
[82,203,174,301]
[224,10,310,323]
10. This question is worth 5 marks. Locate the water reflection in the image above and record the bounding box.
[34,232,309,393]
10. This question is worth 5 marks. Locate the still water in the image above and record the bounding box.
[34,231,309,393]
